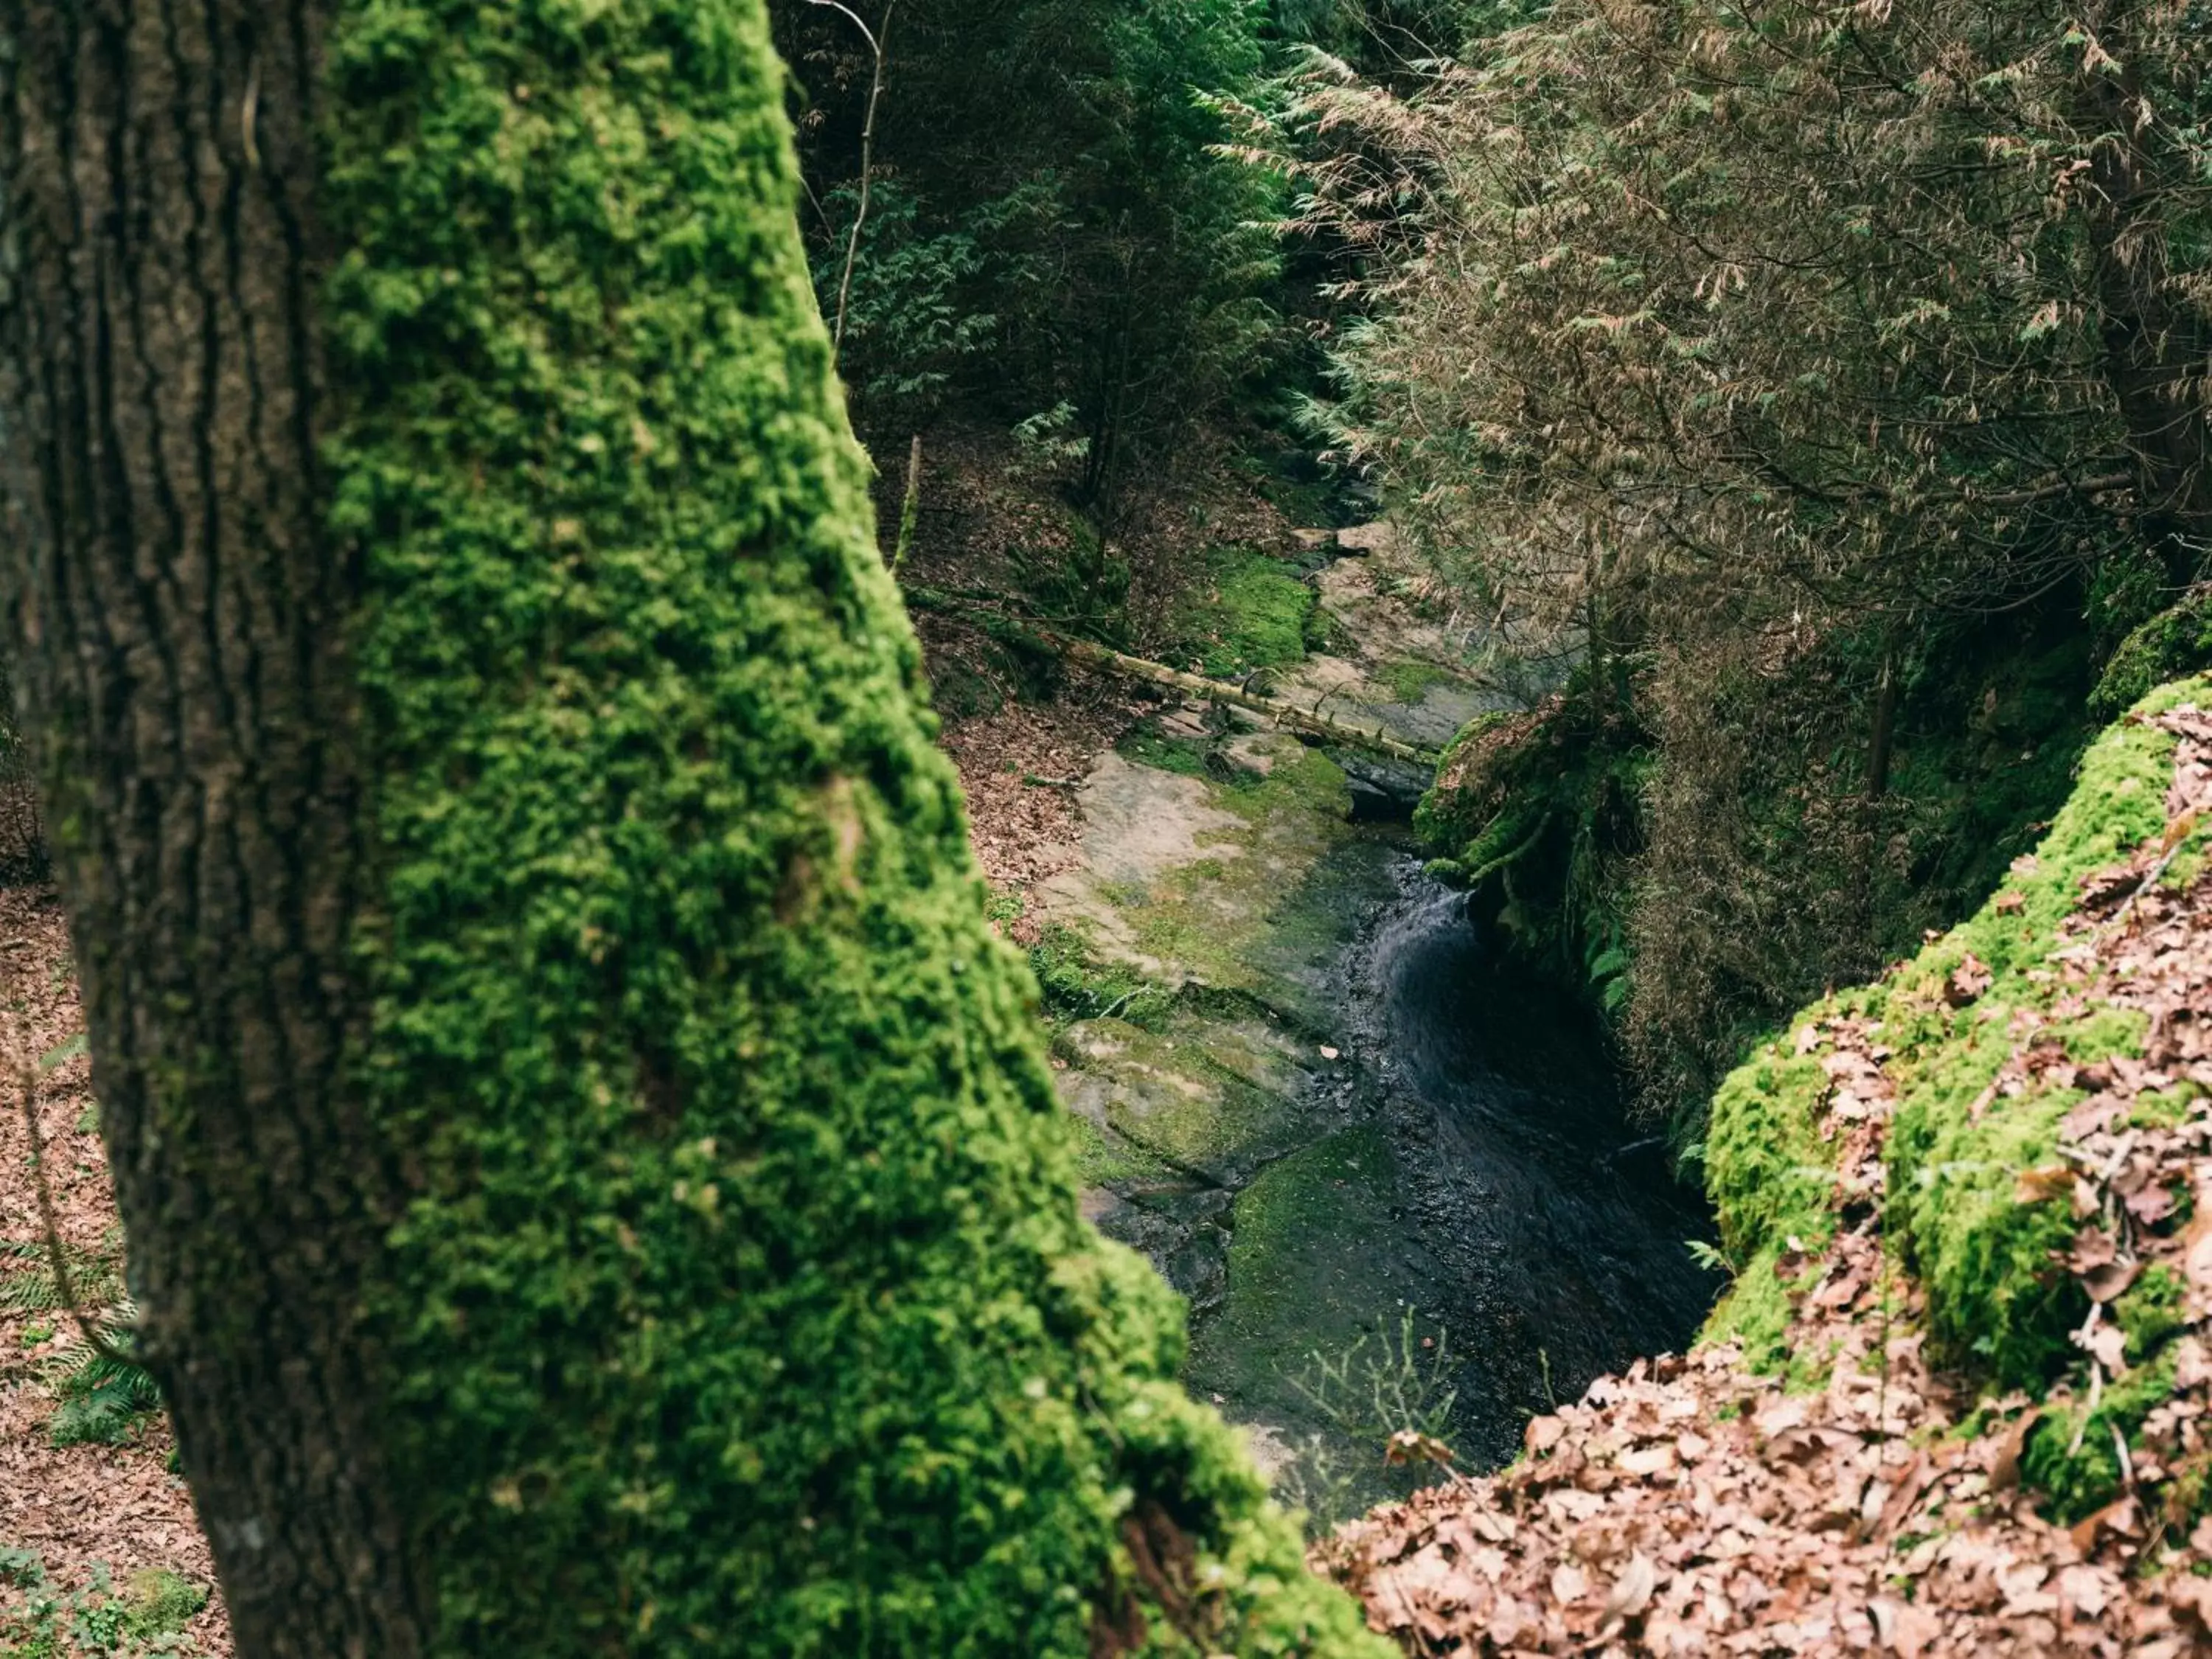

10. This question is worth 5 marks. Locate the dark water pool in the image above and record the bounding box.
[1358,869,1718,1466]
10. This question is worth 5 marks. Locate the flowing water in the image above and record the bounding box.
[1143,849,1715,1517]
[1043,532,1716,1514]
[1345,866,1717,1458]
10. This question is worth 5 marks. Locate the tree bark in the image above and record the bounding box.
[0,3,425,1651]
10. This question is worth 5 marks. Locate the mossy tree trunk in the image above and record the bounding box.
[0,3,1382,1656]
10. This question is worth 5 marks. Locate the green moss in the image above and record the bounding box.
[1031,924,1169,1030]
[1064,1114,1172,1189]
[1700,677,2212,1514]
[1704,1029,1848,1276]
[1172,552,1317,679]
[2120,1264,2188,1367]
[2022,1349,2182,1523]
[2093,586,2212,718]
[1879,685,2199,1385]
[1377,658,1453,706]
[2132,1082,2201,1130]
[1091,742,1352,1001]
[1704,1242,1815,1375]
[319,2,1382,1652]
[1192,1127,1400,1413]
[119,1569,207,1640]
[1067,1016,1301,1172]
[1120,730,1215,779]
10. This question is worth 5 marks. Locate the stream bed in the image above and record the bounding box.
[1040,536,1716,1520]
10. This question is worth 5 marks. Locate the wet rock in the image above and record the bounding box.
[1337,753,1432,821]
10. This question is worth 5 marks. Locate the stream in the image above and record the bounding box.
[1041,534,1717,1520]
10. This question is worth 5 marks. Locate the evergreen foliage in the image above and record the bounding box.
[773,0,1281,496]
[318,0,1380,1650]
[1251,0,2212,1118]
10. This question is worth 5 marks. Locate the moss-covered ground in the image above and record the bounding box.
[1168,549,1321,681]
[1184,1127,1415,1430]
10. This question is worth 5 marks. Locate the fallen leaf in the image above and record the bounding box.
[1989,1408,2042,1489]
[1946,953,1993,1006]
[2014,1164,2073,1204]
[1870,1596,1940,1658]
[2086,1320,2128,1371]
[2067,1496,2140,1555]
[2081,1258,2142,1304]
[1600,1553,1656,1627]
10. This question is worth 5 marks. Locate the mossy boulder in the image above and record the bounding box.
[1702,676,2212,1517]
[2093,585,2212,718]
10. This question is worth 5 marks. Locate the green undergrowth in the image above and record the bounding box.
[2093,585,2212,719]
[1029,922,1172,1032]
[1701,675,2212,1520]
[1419,605,2100,1128]
[0,1553,205,1657]
[1415,692,1645,1015]
[0,1241,159,1447]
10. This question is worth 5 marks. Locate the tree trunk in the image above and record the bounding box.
[1863,634,1899,804]
[0,4,424,1650]
[0,4,1382,1656]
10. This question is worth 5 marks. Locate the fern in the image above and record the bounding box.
[1685,1238,1736,1277]
[1,1242,159,1445]
[0,1239,119,1315]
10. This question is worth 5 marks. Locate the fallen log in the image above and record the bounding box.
[1038,630,1442,768]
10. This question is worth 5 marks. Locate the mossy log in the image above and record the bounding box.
[1043,631,1442,768]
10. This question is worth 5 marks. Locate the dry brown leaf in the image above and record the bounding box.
[2014,1164,2073,1204]
[1600,1552,1657,1627]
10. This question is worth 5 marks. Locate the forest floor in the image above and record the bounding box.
[0,883,229,1656]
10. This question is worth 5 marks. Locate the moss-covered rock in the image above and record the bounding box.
[1703,675,2212,1518]
[2093,585,2212,719]
[316,1,1384,1652]
[1171,550,1319,681]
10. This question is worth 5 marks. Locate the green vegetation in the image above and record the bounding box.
[773,0,1280,500]
[0,1553,204,1657]
[1247,0,2209,1128]
[0,1242,157,1447]
[1211,1129,1397,1370]
[2096,586,2212,718]
[307,0,1388,1648]
[1169,551,1319,681]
